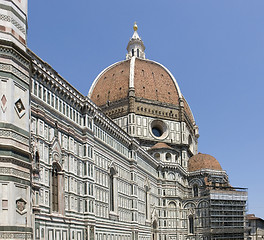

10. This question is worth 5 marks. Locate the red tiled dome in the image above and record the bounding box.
[88,58,196,124]
[89,58,180,106]
[188,153,222,172]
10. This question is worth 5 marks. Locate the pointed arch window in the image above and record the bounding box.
[109,167,116,211]
[189,215,194,234]
[145,184,150,220]
[52,163,60,212]
[35,151,39,163]
[145,186,148,217]
[193,185,198,197]
[152,220,158,240]
[132,49,134,57]
[137,49,139,57]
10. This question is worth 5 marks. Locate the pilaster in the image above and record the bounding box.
[0,0,32,239]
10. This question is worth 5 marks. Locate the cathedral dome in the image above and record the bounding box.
[188,153,222,172]
[88,23,196,126]
[89,57,181,107]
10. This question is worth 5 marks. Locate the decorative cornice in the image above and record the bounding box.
[29,49,85,108]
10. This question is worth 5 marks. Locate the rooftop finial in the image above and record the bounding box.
[126,21,145,60]
[133,22,138,31]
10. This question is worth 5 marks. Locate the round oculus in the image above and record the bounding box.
[150,120,168,139]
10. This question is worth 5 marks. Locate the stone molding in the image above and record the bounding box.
[0,63,29,82]
[0,128,28,144]
[0,232,32,239]
[0,46,30,68]
[0,157,31,169]
[0,167,30,180]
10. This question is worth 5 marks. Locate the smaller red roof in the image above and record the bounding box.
[188,153,222,172]
[150,142,173,150]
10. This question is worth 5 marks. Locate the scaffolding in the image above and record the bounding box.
[208,186,248,239]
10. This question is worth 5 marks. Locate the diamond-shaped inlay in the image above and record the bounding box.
[1,95,7,113]
[1,95,7,107]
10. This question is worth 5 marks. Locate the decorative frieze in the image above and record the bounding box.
[0,233,32,239]
[0,158,31,169]
[0,63,29,82]
[0,129,28,144]
[0,167,30,179]
[0,13,26,34]
[0,47,29,68]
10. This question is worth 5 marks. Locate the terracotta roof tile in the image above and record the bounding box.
[150,142,173,150]
[90,58,181,107]
[90,60,130,106]
[188,153,222,172]
[134,59,179,105]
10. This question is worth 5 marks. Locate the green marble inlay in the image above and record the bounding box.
[0,226,32,232]
[0,122,29,137]
[0,175,30,185]
[0,71,29,87]
[0,148,30,163]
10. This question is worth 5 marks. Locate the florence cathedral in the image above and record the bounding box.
[0,1,247,240]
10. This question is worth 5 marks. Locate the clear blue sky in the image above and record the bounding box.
[28,1,264,218]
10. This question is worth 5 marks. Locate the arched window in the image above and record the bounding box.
[145,185,148,217]
[168,202,176,219]
[109,167,116,211]
[189,216,194,234]
[169,202,176,208]
[137,49,139,57]
[152,219,158,240]
[197,201,209,228]
[153,220,157,229]
[52,163,60,212]
[132,49,134,56]
[154,153,160,160]
[165,153,171,161]
[35,151,39,163]
[193,185,198,197]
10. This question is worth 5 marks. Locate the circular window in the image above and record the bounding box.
[150,120,168,139]
[154,153,160,160]
[165,153,171,161]
[152,127,162,137]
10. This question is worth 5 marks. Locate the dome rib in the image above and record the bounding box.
[147,59,182,99]
[89,60,131,106]
[183,96,195,124]
[88,60,128,98]
[88,57,195,127]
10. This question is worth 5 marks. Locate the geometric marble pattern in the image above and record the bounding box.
[1,94,7,112]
